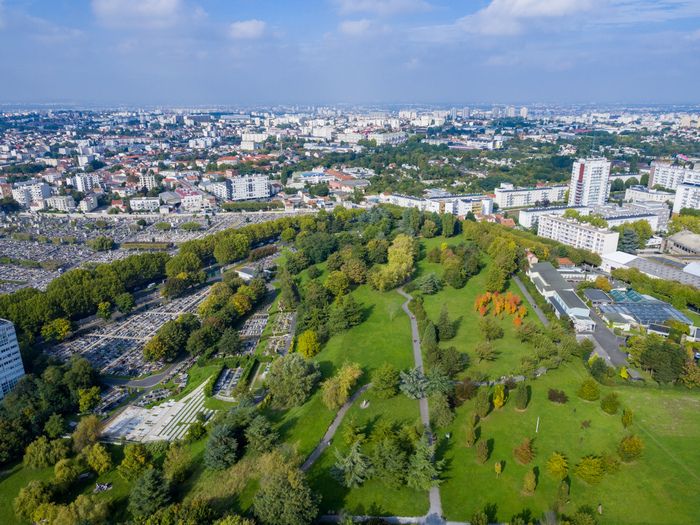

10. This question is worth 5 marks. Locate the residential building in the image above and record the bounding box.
[518,206,589,229]
[230,174,270,201]
[527,262,595,332]
[624,185,674,204]
[130,197,161,212]
[12,181,51,206]
[493,183,568,209]
[538,214,619,255]
[139,173,158,191]
[568,157,611,206]
[45,195,76,212]
[672,182,700,214]
[74,173,99,193]
[648,161,700,190]
[0,319,25,399]
[79,193,98,212]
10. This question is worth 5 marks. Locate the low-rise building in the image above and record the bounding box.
[79,193,98,212]
[494,183,568,209]
[518,206,589,229]
[624,185,674,204]
[45,195,76,212]
[665,230,700,256]
[130,197,161,212]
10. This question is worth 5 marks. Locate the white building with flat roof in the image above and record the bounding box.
[649,161,700,191]
[518,206,589,229]
[45,195,76,212]
[624,185,674,204]
[0,319,24,399]
[538,214,619,255]
[672,182,700,214]
[568,158,611,207]
[130,197,161,212]
[494,183,567,209]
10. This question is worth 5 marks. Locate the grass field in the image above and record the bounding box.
[439,362,700,524]
[415,236,542,379]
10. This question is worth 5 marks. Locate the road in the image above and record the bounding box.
[397,288,444,522]
[101,358,184,388]
[513,275,550,328]
[301,384,371,472]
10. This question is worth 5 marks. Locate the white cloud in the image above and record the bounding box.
[228,19,267,40]
[335,0,430,16]
[92,0,181,28]
[457,0,596,36]
[339,19,372,36]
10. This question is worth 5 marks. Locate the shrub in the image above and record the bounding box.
[513,438,535,465]
[600,392,620,415]
[602,454,620,474]
[621,408,633,428]
[514,382,529,410]
[548,389,568,404]
[465,423,477,448]
[546,451,568,480]
[475,388,491,418]
[577,379,600,401]
[618,435,644,462]
[493,384,507,409]
[476,440,489,464]
[574,455,604,484]
[522,469,537,495]
[455,379,478,404]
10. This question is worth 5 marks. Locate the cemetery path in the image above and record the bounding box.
[301,383,371,472]
[397,288,444,521]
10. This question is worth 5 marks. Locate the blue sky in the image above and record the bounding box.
[1,0,699,106]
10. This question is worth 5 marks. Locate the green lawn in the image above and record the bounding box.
[439,362,700,524]
[415,236,543,379]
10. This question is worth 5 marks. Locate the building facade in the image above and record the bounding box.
[672,182,700,214]
[568,158,611,206]
[649,161,700,191]
[0,319,25,399]
[494,184,568,209]
[538,214,619,255]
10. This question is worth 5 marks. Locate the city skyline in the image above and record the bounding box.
[0,0,700,106]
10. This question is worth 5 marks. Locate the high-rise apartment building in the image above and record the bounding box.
[0,319,25,399]
[568,158,611,206]
[648,161,700,191]
[537,215,619,255]
[673,182,700,214]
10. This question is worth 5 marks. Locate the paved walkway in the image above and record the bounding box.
[301,384,371,472]
[397,288,444,522]
[513,275,550,328]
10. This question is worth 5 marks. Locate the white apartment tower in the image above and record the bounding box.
[649,161,700,191]
[568,158,611,207]
[0,319,25,399]
[673,182,700,214]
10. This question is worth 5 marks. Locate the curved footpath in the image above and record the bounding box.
[397,288,444,523]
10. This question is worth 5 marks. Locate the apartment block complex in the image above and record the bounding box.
[568,158,611,206]
[493,183,568,209]
[537,214,619,255]
[649,161,700,191]
[673,182,700,214]
[0,319,24,399]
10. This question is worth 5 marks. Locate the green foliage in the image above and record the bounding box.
[575,455,605,484]
[266,353,321,409]
[78,385,101,413]
[372,363,400,399]
[162,443,192,483]
[475,388,491,418]
[244,415,278,454]
[430,393,455,428]
[407,435,444,491]
[296,329,321,358]
[476,439,489,464]
[23,436,69,469]
[84,443,112,475]
[522,469,537,495]
[332,440,373,488]
[128,468,171,518]
[118,443,152,481]
[618,434,644,462]
[44,413,65,439]
[622,408,634,428]
[600,392,621,415]
[546,451,569,480]
[577,379,600,401]
[13,480,54,521]
[514,382,529,410]
[479,317,504,341]
[437,305,457,340]
[87,235,115,251]
[321,362,363,410]
[205,423,239,470]
[72,415,102,452]
[254,466,319,525]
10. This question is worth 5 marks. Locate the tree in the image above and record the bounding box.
[514,382,529,410]
[266,354,321,408]
[513,438,535,465]
[72,415,101,452]
[522,469,537,495]
[14,480,54,522]
[205,423,239,470]
[465,421,477,448]
[328,294,364,334]
[621,408,634,428]
[372,435,408,488]
[479,317,504,341]
[418,273,443,295]
[85,443,112,475]
[600,392,620,414]
[115,292,135,314]
[618,434,644,462]
[322,362,363,410]
[163,443,192,483]
[78,385,102,413]
[332,440,373,488]
[129,468,171,518]
[476,440,489,464]
[575,455,604,484]
[296,329,321,358]
[245,415,278,454]
[407,435,443,491]
[118,443,152,481]
[475,388,491,418]
[493,384,507,409]
[437,305,456,340]
[577,379,600,401]
[23,436,69,469]
[372,363,399,398]
[618,228,639,254]
[430,393,455,428]
[593,275,612,292]
[218,328,242,355]
[475,341,497,362]
[494,460,503,477]
[41,318,72,342]
[44,413,65,439]
[254,467,318,525]
[546,451,569,480]
[399,368,430,399]
[54,457,81,485]
[485,265,506,293]
[422,321,438,349]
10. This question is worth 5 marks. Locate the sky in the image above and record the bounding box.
[1,0,700,106]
